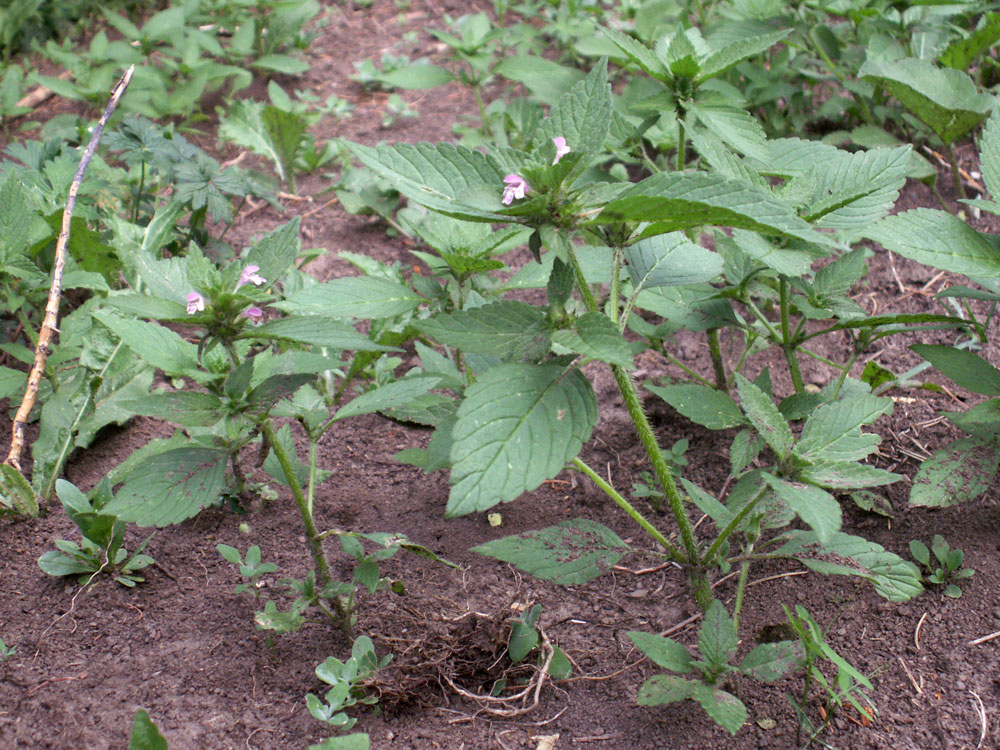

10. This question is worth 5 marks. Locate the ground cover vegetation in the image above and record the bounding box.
[1,0,999,747]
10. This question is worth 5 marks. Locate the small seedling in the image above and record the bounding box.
[0,638,15,662]
[306,636,392,732]
[909,535,974,598]
[217,544,278,601]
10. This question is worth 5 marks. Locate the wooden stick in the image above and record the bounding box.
[5,66,134,471]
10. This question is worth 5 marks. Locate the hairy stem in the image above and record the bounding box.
[707,328,727,390]
[779,279,805,394]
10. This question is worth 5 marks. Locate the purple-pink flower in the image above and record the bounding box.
[186,292,205,315]
[502,174,528,205]
[243,306,264,325]
[237,264,265,290]
[552,136,570,165]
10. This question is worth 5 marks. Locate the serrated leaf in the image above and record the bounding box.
[944,399,1000,441]
[343,141,509,222]
[493,55,585,105]
[910,437,1000,507]
[276,277,424,319]
[551,312,633,368]
[803,146,912,230]
[739,641,801,682]
[599,172,817,244]
[681,477,732,525]
[729,429,760,475]
[726,229,816,277]
[911,344,1000,396]
[599,26,669,79]
[263,424,311,488]
[776,530,923,601]
[93,311,207,382]
[471,519,627,584]
[869,209,1000,278]
[636,674,699,705]
[697,29,791,81]
[762,475,841,544]
[247,374,316,412]
[241,316,398,352]
[735,374,793,460]
[646,382,746,430]
[332,377,441,421]
[535,60,612,176]
[699,600,738,669]
[980,110,1000,201]
[416,301,552,362]
[0,464,38,517]
[800,462,900,489]
[692,684,748,736]
[122,391,224,427]
[795,394,892,463]
[687,102,767,160]
[243,219,302,288]
[627,632,694,672]
[860,57,992,143]
[103,448,229,527]
[624,232,723,291]
[129,709,168,750]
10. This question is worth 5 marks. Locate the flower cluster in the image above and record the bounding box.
[186,265,266,324]
[501,137,571,206]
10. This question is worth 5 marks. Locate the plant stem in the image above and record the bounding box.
[700,485,767,567]
[944,142,967,200]
[706,328,727,390]
[676,118,686,172]
[571,457,683,561]
[651,341,716,387]
[731,558,751,633]
[779,279,805,394]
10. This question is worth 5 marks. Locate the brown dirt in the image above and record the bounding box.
[2,3,1000,750]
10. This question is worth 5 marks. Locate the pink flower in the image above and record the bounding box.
[237,265,265,289]
[552,137,570,165]
[243,306,263,325]
[186,292,205,315]
[502,174,528,205]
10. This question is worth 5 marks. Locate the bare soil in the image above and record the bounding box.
[1,2,999,749]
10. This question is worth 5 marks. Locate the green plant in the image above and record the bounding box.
[217,543,278,601]
[129,708,169,750]
[307,636,391,732]
[381,93,418,129]
[37,478,155,587]
[0,638,16,662]
[629,599,801,735]
[909,535,974,598]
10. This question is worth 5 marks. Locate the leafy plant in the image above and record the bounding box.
[129,708,169,750]
[217,544,278,601]
[307,636,391,733]
[37,478,155,587]
[909,535,973,598]
[630,599,801,735]
[0,638,15,662]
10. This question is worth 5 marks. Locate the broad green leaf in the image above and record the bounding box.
[508,620,539,662]
[103,293,188,321]
[448,364,596,515]
[910,344,1000,396]
[535,60,612,174]
[494,56,585,105]
[728,429,761,475]
[343,141,509,222]
[37,550,95,577]
[910,437,1000,507]
[697,29,791,81]
[246,374,316,412]
[241,316,399,352]
[860,57,992,144]
[0,165,51,257]
[980,110,1000,201]
[851,490,894,518]
[800,462,900,489]
[129,710,168,750]
[471,518,626,584]
[726,230,816,278]
[645,383,745,430]
[379,64,455,89]
[551,312,633,368]
[220,102,305,186]
[332,377,441,421]
[636,674,699,706]
[735,374,793,461]
[944,399,1000,440]
[633,284,736,331]
[103,448,229,527]
[691,684,748,736]
[624,232,722,291]
[739,641,801,682]
[416,301,552,362]
[599,26,669,79]
[795,394,892,462]
[803,146,912,230]
[681,477,732,525]
[308,734,370,750]
[0,464,38,517]
[939,13,1000,71]
[93,311,207,382]
[263,424,312,489]
[699,600,738,670]
[255,601,305,633]
[276,277,424,319]
[122,391,224,427]
[762,475,841,544]
[870,209,1000,276]
[776,531,923,601]
[548,645,572,679]
[244,219,302,287]
[598,172,817,244]
[627,632,694,672]
[252,54,309,75]
[687,102,767,160]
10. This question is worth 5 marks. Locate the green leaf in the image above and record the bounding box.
[508,620,539,662]
[129,709,168,750]
[308,734,370,750]
[247,374,316,413]
[123,392,224,427]
[244,219,302,288]
[762,475,841,544]
[910,437,1000,507]
[494,56,585,105]
[699,600,738,669]
[416,302,552,362]
[795,394,892,463]
[979,109,1000,201]
[535,60,612,175]
[276,277,424,319]
[646,382,746,430]
[691,684,748,735]
[38,549,96,577]
[599,172,817,244]
[378,64,455,89]
[332,377,441,421]
[343,141,508,222]
[551,312,633,368]
[860,57,993,144]
[687,102,767,160]
[911,345,1000,396]
[0,464,38,517]
[939,13,1000,71]
[681,477,732,525]
[729,429,761,475]
[725,229,816,277]
[263,424,311,488]
[103,448,229,527]
[800,462,900,489]
[697,29,791,82]
[776,531,923,601]
[448,365,597,515]
[93,311,207,382]
[627,632,694,672]
[944,399,1000,440]
[471,519,628,584]
[254,601,305,633]
[104,294,189,321]
[636,674,699,706]
[739,641,801,682]
[252,54,310,75]
[803,146,912,230]
[599,26,669,79]
[624,232,723,291]
[735,374,793,461]
[220,102,306,186]
[242,316,398,352]
[548,645,572,679]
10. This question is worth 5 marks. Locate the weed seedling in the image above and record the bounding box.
[0,638,15,662]
[217,544,278,601]
[910,535,974,598]
[307,636,392,733]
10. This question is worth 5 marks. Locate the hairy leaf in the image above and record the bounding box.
[911,345,1000,396]
[628,632,694,672]
[762,475,841,544]
[625,232,723,291]
[735,374,793,460]
[551,312,633,368]
[646,382,746,430]
[276,277,425,319]
[417,301,553,362]
[910,437,1000,507]
[867,209,1000,278]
